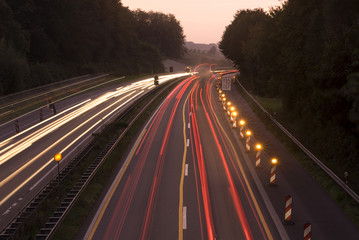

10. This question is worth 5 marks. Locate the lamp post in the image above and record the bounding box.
[54,153,62,197]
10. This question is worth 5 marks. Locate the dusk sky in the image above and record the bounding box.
[121,0,283,44]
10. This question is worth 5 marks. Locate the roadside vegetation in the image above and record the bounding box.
[0,0,185,96]
[235,83,359,226]
[219,0,359,195]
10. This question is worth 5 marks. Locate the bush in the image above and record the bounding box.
[0,39,29,95]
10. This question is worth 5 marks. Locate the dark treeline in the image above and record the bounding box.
[220,0,359,183]
[0,0,185,95]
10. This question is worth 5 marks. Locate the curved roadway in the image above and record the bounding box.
[84,69,282,240]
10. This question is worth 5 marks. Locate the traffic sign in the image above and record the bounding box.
[222,77,232,90]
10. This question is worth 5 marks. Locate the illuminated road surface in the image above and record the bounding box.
[84,70,282,240]
[83,66,359,240]
[0,74,188,230]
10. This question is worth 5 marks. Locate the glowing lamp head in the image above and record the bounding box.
[227,101,231,106]
[246,130,252,136]
[219,90,222,94]
[239,119,246,126]
[54,153,62,162]
[221,94,226,98]
[231,112,238,117]
[230,106,235,112]
[271,158,278,165]
[256,144,262,150]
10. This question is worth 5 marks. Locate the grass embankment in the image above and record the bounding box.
[235,83,359,226]
[15,80,178,240]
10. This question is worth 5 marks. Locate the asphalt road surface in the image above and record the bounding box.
[0,74,188,231]
[84,68,287,240]
[83,66,359,240]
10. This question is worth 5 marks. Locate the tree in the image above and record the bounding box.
[0,0,29,94]
[133,10,185,58]
[208,46,217,56]
[219,0,359,187]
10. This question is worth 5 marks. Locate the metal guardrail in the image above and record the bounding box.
[0,74,107,107]
[235,78,359,204]
[0,75,124,129]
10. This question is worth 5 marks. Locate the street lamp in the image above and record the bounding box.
[54,153,62,197]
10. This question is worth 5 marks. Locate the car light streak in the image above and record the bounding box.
[0,99,91,150]
[104,174,135,240]
[101,78,191,239]
[178,90,189,239]
[0,91,143,206]
[1,73,189,226]
[0,91,137,187]
[0,82,148,166]
[205,79,273,239]
[135,94,173,156]
[141,77,195,240]
[202,89,253,240]
[190,85,216,240]
[0,94,113,162]
[160,79,194,155]
[183,84,205,240]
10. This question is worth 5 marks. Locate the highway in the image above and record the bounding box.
[83,66,359,240]
[0,73,188,231]
[84,68,283,239]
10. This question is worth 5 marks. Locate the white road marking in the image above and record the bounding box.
[186,139,190,147]
[183,206,187,229]
[185,164,188,176]
[188,123,190,129]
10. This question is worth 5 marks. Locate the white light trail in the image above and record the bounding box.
[0,73,188,206]
[0,90,144,206]
[0,99,91,149]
